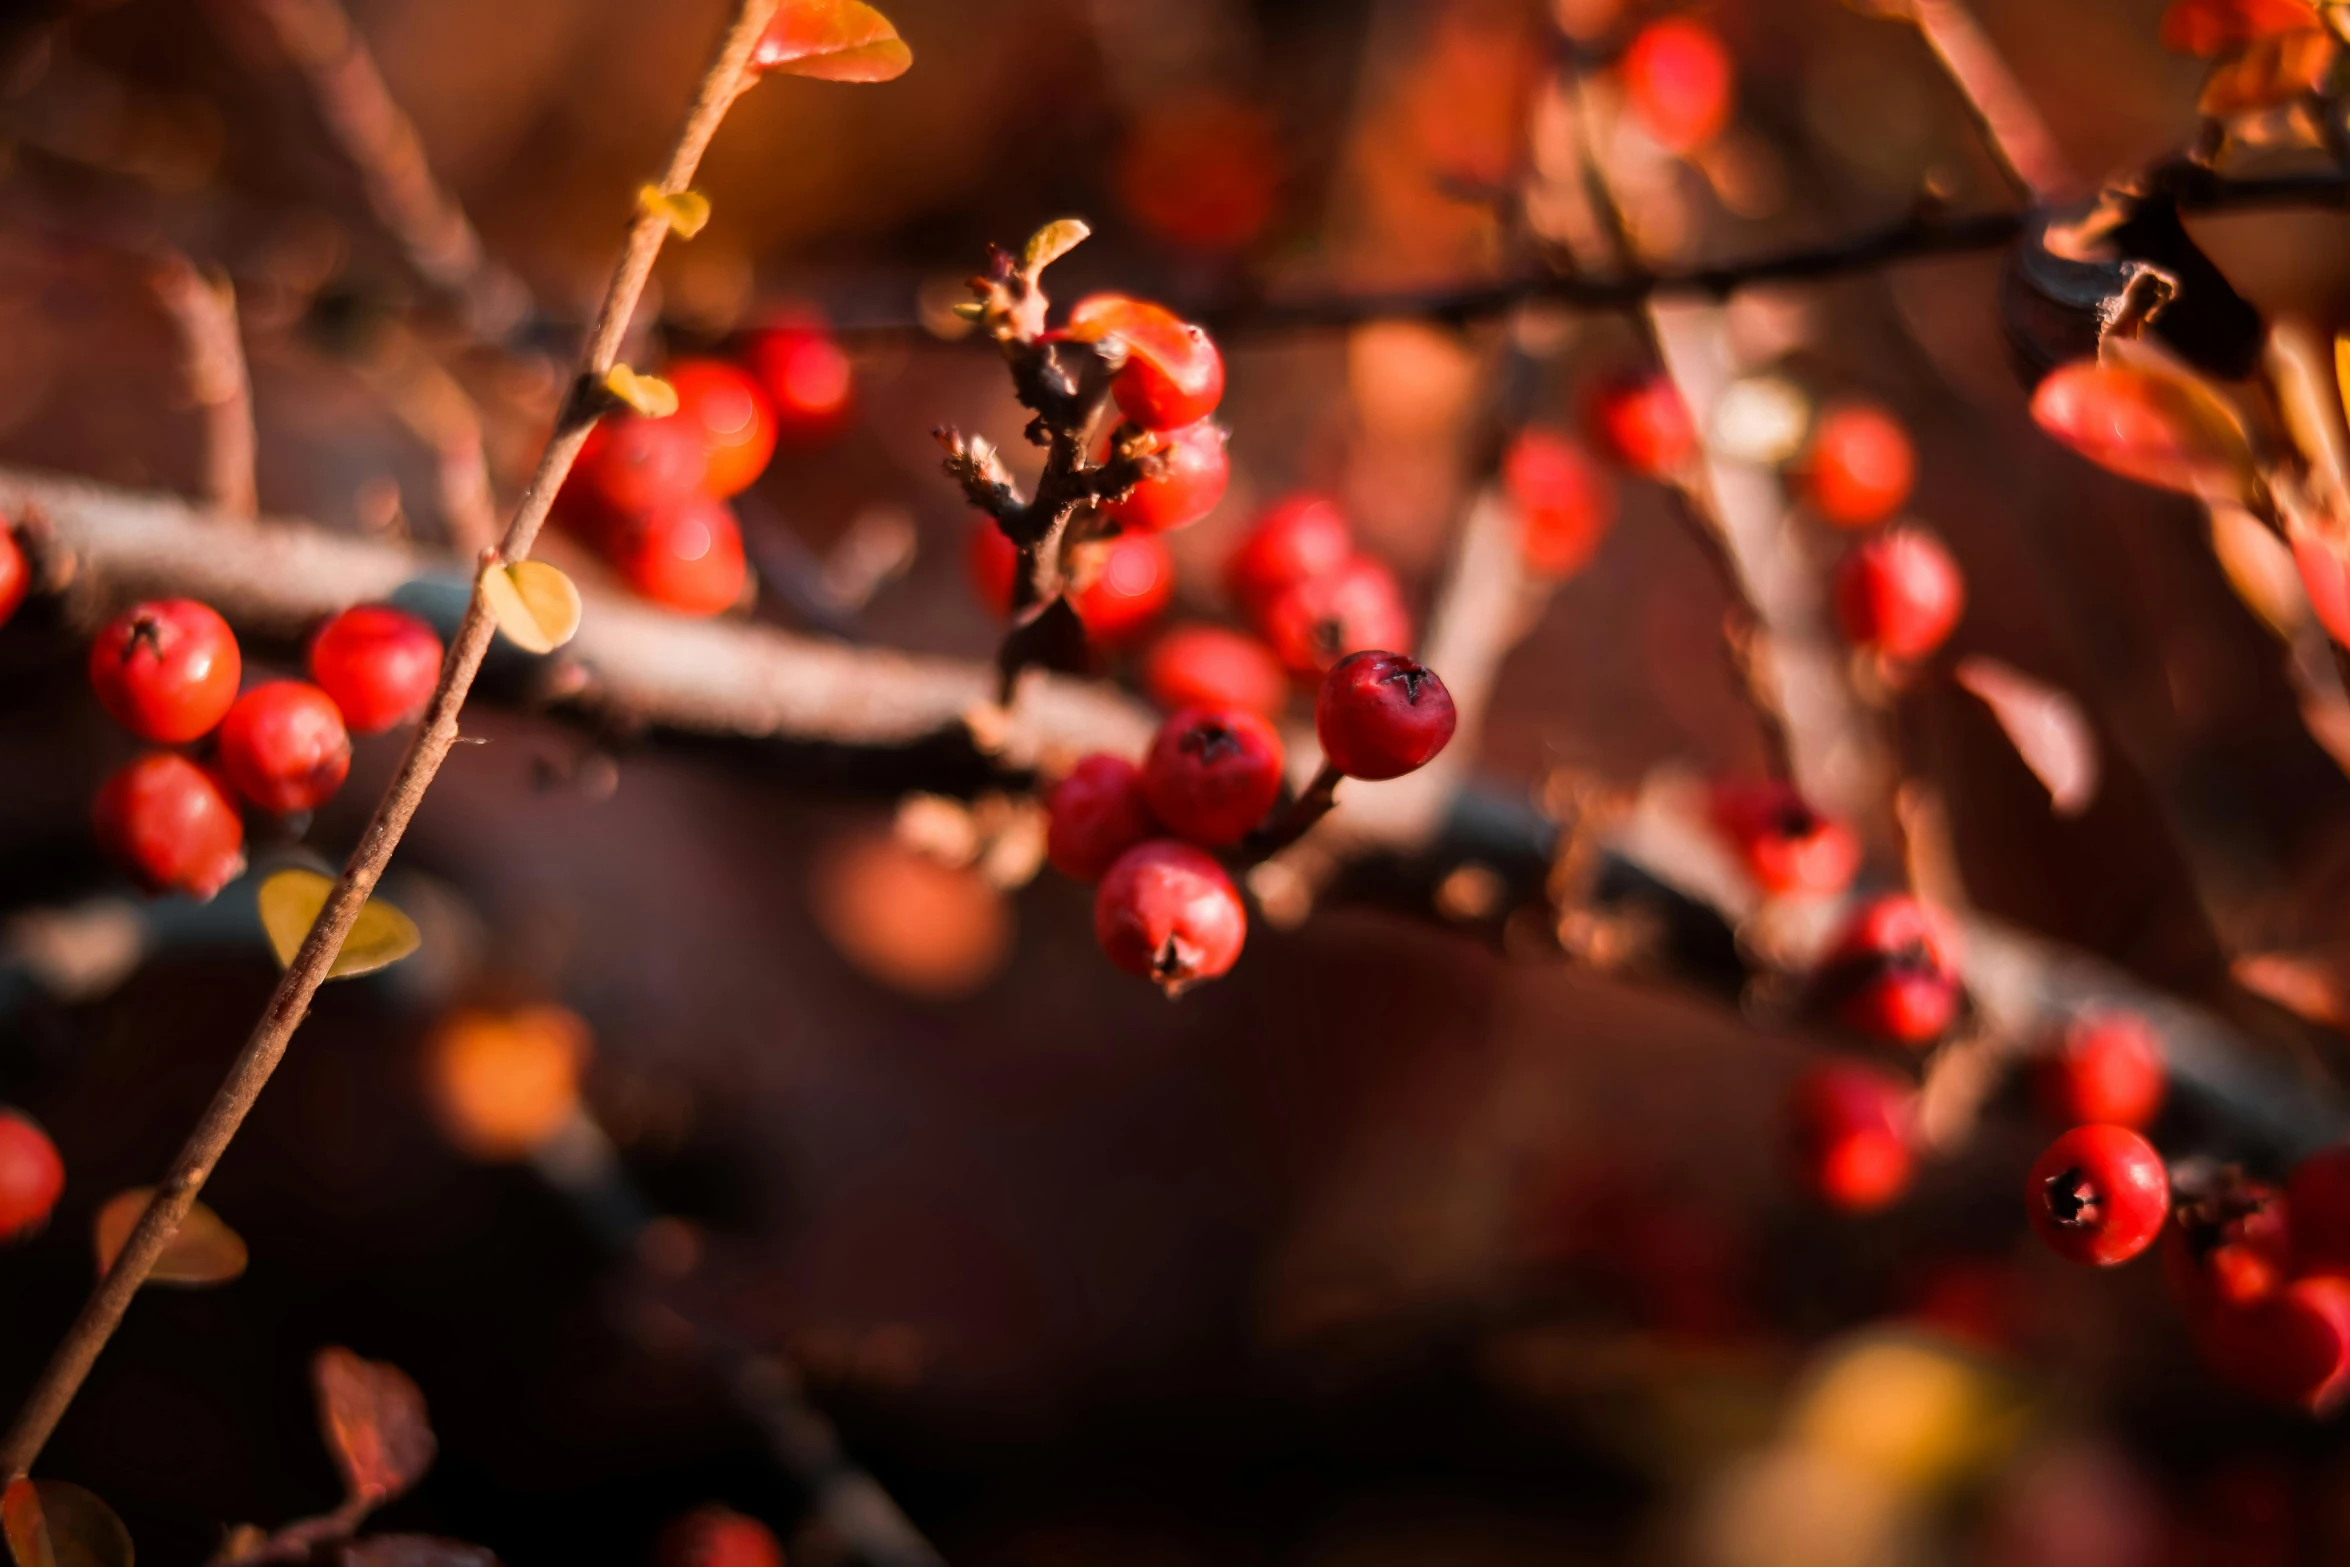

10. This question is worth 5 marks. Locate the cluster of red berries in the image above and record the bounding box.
[1791,400,1967,662]
[1048,651,1456,994]
[556,321,854,617]
[86,597,443,899]
[1496,370,1694,583]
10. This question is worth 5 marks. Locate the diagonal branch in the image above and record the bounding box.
[148,251,258,519]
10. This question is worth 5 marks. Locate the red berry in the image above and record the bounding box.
[2026,1124,2170,1266]
[966,516,1019,616]
[610,496,748,618]
[2287,1144,2350,1276]
[1067,531,1174,646]
[1142,706,1285,847]
[1315,650,1456,780]
[308,604,443,735]
[1819,894,1963,1045]
[0,524,27,627]
[87,599,241,744]
[743,321,853,445]
[1707,779,1860,897]
[2205,1275,2350,1414]
[1586,372,1696,478]
[653,1505,785,1567]
[2034,1011,2166,1130]
[2165,1172,2290,1316]
[1834,526,1965,660]
[1045,754,1158,882]
[1802,403,1916,529]
[92,752,246,900]
[1503,428,1616,578]
[1105,419,1229,533]
[1068,294,1225,431]
[664,358,778,498]
[1620,17,1734,154]
[1224,494,1354,614]
[563,413,708,534]
[1786,1061,1913,1212]
[1144,624,1288,717]
[1093,840,1247,994]
[1260,555,1412,679]
[0,1109,63,1243]
[216,680,352,815]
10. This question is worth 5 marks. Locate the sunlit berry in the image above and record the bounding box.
[1707,779,1860,897]
[1786,1061,1913,1212]
[92,752,246,901]
[653,1506,785,1567]
[1819,894,1963,1046]
[1260,555,1412,679]
[1802,402,1916,529]
[88,599,241,744]
[2165,1171,2290,1315]
[2027,1124,2169,1266]
[1315,651,1456,780]
[308,604,442,735]
[0,1109,64,1242]
[564,413,708,532]
[664,358,778,498]
[1224,494,1354,614]
[1142,706,1285,847]
[1069,294,1225,431]
[610,496,748,618]
[1104,419,1229,533]
[1066,530,1174,645]
[744,320,853,445]
[1503,428,1616,578]
[1586,371,1697,478]
[1834,526,1965,660]
[1144,624,1288,717]
[0,524,27,628]
[2034,1011,2166,1130]
[216,681,352,815]
[1620,16,1734,154]
[1094,840,1246,995]
[1045,754,1158,883]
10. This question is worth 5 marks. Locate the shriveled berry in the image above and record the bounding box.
[1786,1060,1913,1212]
[744,320,853,445]
[88,598,241,744]
[1586,371,1696,477]
[1315,650,1456,780]
[1260,555,1412,679]
[1143,706,1284,847]
[1094,840,1246,995]
[610,496,748,618]
[2165,1171,2290,1315]
[1835,526,1965,660]
[0,1109,64,1243]
[0,524,26,627]
[1046,754,1158,882]
[1802,402,1916,529]
[653,1504,785,1567]
[2205,1274,2350,1414]
[93,752,246,900]
[1066,531,1174,646]
[308,604,443,734]
[1145,624,1288,717]
[1707,779,1860,897]
[1819,894,1963,1045]
[2035,1011,2166,1130]
[2287,1144,2350,1276]
[664,357,778,498]
[1503,428,1616,578]
[1225,494,1353,614]
[216,680,352,815]
[1620,16,1734,153]
[1105,418,1229,533]
[2027,1124,2170,1266]
[1069,294,1225,431]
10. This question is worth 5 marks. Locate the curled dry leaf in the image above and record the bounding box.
[751,0,912,81]
[2233,950,2350,1029]
[598,365,678,419]
[478,560,582,654]
[2,1478,134,1567]
[94,1186,248,1286]
[635,186,711,240]
[257,868,422,980]
[1953,656,2100,817]
[313,1347,438,1511]
[2029,350,2258,501]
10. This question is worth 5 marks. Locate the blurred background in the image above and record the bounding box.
[6,0,2350,1561]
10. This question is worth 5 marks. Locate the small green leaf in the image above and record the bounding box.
[599,364,678,418]
[1022,218,1090,274]
[636,184,711,239]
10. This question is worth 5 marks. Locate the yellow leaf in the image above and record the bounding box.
[635,184,711,239]
[1021,218,1090,273]
[750,0,912,82]
[257,868,421,980]
[479,559,582,654]
[599,364,678,418]
[2,1479,134,1567]
[93,1187,248,1287]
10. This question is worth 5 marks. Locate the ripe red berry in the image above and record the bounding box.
[2034,1011,2166,1130]
[2287,1144,2350,1276]
[1067,531,1174,645]
[610,496,748,618]
[563,413,708,531]
[92,752,246,900]
[1144,624,1288,717]
[1260,555,1413,679]
[216,681,352,815]
[2165,1172,2290,1315]
[0,524,27,627]
[2205,1274,2350,1414]
[1707,779,1860,897]
[1142,706,1285,846]
[1224,494,1354,614]
[664,357,778,498]
[1315,650,1456,780]
[743,321,853,446]
[1094,839,1247,995]
[1045,754,1158,882]
[1834,526,1965,660]
[1819,894,1963,1045]
[1786,1061,1913,1212]
[653,1505,785,1567]
[2026,1124,2170,1266]
[1802,403,1916,529]
[1620,16,1734,154]
[1503,428,1616,578]
[308,604,443,734]
[1586,371,1697,478]
[0,1109,64,1243]
[88,599,241,744]
[1069,294,1225,431]
[1104,419,1230,533]
[967,516,1019,615]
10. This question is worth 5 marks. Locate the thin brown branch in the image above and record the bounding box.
[149,251,258,519]
[0,0,784,1481]
[1900,0,2080,201]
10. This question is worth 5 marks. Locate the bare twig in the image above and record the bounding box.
[149,252,258,519]
[0,0,785,1480]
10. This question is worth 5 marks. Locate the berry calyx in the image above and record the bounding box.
[216,680,352,815]
[1834,526,1965,660]
[2034,1011,2167,1130]
[1093,840,1247,995]
[1801,402,1916,529]
[1260,555,1413,679]
[1315,650,1456,781]
[308,604,443,734]
[610,496,749,618]
[744,320,853,446]
[1502,428,1616,578]
[1144,624,1288,717]
[1224,494,1354,614]
[1104,419,1229,533]
[664,357,778,498]
[0,524,27,628]
[1586,371,1697,478]
[1142,706,1285,846]
[2164,1170,2290,1315]
[1068,294,1225,431]
[1818,894,1964,1045]
[653,1505,785,1567]
[0,1109,64,1243]
[2026,1124,2170,1266]
[1786,1060,1913,1212]
[87,599,242,744]
[1045,754,1158,882]
[92,752,246,900]
[1620,16,1734,154]
[1707,779,1860,897]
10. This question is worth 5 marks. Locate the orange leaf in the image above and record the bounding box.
[2160,0,2321,55]
[313,1347,437,1511]
[2199,29,2337,115]
[751,0,912,82]
[2,1479,133,1567]
[2029,353,2257,501]
[1953,657,2101,817]
[93,1187,248,1287]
